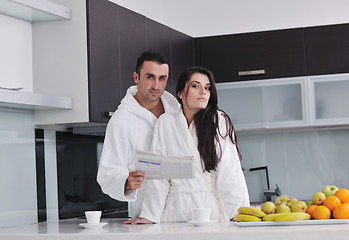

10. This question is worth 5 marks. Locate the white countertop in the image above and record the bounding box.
[0,218,348,240]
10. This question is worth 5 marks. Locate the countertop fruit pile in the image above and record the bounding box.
[234,185,349,222]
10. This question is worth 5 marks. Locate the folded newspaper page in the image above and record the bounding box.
[134,151,195,179]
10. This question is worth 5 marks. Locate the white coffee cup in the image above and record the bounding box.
[85,211,102,225]
[191,208,211,222]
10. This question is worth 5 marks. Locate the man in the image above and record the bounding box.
[97,51,180,218]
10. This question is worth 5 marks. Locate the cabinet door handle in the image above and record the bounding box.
[105,111,114,117]
[238,69,265,76]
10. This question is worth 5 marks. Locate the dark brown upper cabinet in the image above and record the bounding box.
[86,0,193,123]
[146,19,171,60]
[169,29,194,94]
[305,23,349,76]
[87,0,120,123]
[118,6,147,98]
[195,28,307,82]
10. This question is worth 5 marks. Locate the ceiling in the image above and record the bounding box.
[109,0,349,37]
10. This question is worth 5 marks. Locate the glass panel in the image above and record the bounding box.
[314,80,349,120]
[0,109,37,228]
[238,129,349,203]
[217,82,304,128]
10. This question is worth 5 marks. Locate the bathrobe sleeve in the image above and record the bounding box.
[139,115,171,223]
[97,112,137,202]
[215,113,250,219]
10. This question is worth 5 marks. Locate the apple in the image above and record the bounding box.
[261,201,276,214]
[312,192,326,205]
[291,201,308,213]
[286,198,298,208]
[280,195,289,202]
[274,198,281,206]
[322,185,339,197]
[276,203,291,213]
[306,201,313,207]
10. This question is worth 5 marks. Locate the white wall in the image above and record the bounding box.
[0,14,32,91]
[109,0,349,37]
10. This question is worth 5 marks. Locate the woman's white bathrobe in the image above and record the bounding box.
[97,86,179,218]
[139,110,250,223]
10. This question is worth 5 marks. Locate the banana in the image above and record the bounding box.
[238,207,266,218]
[273,212,311,222]
[234,214,261,222]
[262,213,289,221]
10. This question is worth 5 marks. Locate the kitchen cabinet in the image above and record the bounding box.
[169,29,194,94]
[305,23,349,76]
[33,0,193,128]
[216,77,307,131]
[195,28,307,82]
[308,73,349,126]
[0,0,70,22]
[87,0,120,123]
[217,73,349,133]
[118,6,147,98]
[0,88,73,111]
[146,19,171,64]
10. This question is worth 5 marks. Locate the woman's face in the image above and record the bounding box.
[178,73,211,115]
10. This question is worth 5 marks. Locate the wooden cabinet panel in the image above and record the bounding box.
[169,29,194,94]
[87,0,120,123]
[305,23,349,76]
[146,19,171,60]
[118,6,147,98]
[196,28,307,82]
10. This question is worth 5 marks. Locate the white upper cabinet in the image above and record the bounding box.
[308,73,349,126]
[0,0,71,22]
[217,77,307,132]
[217,73,349,132]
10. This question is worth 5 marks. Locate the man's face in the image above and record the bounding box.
[134,61,169,104]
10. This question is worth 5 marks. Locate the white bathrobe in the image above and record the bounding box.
[139,110,250,223]
[97,86,180,218]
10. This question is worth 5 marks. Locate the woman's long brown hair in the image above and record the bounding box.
[176,67,242,172]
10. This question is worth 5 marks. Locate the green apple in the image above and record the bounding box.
[261,201,276,214]
[291,201,308,213]
[274,198,281,206]
[306,200,313,207]
[276,203,291,213]
[322,185,339,197]
[312,192,326,205]
[286,198,298,208]
[280,195,289,202]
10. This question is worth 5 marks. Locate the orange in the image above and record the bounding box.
[306,205,318,219]
[333,204,349,219]
[334,189,349,204]
[312,205,331,220]
[323,195,341,211]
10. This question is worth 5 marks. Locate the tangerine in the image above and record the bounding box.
[323,195,341,211]
[333,204,349,219]
[306,205,318,219]
[334,189,349,204]
[312,205,331,220]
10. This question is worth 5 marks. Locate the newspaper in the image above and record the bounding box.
[134,151,195,179]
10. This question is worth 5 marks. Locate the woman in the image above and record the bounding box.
[124,67,249,224]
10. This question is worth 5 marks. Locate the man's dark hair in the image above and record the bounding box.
[135,50,169,75]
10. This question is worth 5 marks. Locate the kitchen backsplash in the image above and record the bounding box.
[239,128,349,203]
[1,107,349,227]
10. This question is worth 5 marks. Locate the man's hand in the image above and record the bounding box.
[123,217,154,224]
[125,171,146,191]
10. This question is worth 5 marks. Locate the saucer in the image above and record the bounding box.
[188,220,218,227]
[79,222,108,229]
